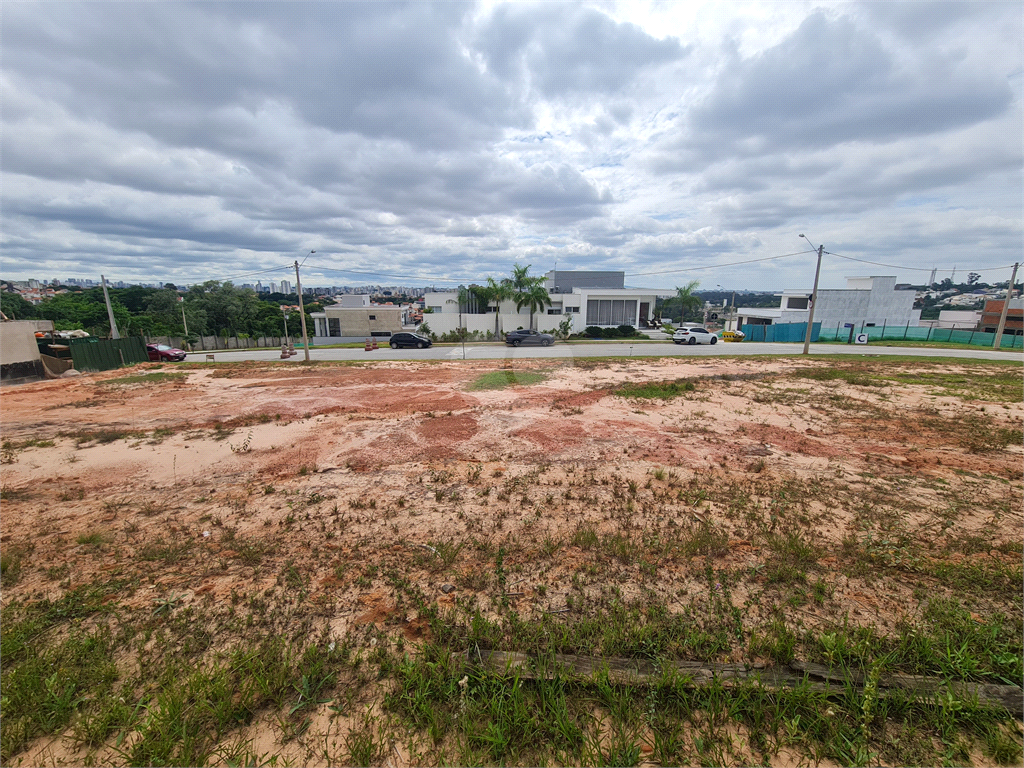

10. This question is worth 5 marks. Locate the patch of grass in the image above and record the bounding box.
[614,378,696,400]
[791,367,882,387]
[137,539,194,564]
[762,531,819,584]
[468,369,549,390]
[0,544,29,586]
[76,531,108,547]
[0,626,119,762]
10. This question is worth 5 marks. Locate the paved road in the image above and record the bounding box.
[189,341,1023,364]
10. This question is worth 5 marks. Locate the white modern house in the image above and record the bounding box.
[735,277,921,331]
[421,271,672,337]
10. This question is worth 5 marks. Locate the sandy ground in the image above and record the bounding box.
[1,356,1021,766]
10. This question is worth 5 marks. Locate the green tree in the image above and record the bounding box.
[667,280,702,322]
[516,282,552,330]
[0,292,38,320]
[503,263,550,330]
[475,277,512,337]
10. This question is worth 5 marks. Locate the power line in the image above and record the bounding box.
[185,263,295,283]
[625,250,814,277]
[826,252,1018,274]
[302,258,492,284]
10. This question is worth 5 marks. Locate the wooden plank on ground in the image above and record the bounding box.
[453,650,1023,716]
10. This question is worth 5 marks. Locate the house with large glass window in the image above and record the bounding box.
[421,271,672,336]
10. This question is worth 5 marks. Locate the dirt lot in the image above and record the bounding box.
[1,355,1022,766]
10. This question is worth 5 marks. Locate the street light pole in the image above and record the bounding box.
[294,251,313,362]
[799,235,823,356]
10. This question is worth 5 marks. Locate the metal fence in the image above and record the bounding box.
[146,335,301,350]
[70,336,149,372]
[816,323,1024,349]
[739,322,820,343]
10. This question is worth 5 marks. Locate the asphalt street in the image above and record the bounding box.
[187,341,1023,364]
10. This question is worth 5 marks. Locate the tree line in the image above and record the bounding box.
[0,282,328,341]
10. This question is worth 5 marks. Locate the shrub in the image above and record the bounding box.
[584,326,604,338]
[616,324,636,337]
[601,327,621,338]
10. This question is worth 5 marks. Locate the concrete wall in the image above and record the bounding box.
[545,270,625,292]
[937,310,982,329]
[1,321,44,381]
[419,312,562,337]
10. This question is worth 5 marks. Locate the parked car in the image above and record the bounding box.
[505,329,554,346]
[146,343,187,361]
[672,326,718,345]
[389,332,432,349]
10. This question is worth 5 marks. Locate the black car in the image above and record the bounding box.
[505,328,554,346]
[389,332,432,349]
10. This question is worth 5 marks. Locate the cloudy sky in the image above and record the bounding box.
[2,1,1021,290]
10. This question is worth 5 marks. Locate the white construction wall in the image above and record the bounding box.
[419,310,567,337]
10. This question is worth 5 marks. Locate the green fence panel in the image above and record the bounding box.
[70,337,149,372]
[811,323,1022,348]
[739,322,819,342]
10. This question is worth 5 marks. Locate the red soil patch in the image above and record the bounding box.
[735,423,844,458]
[417,413,478,443]
[553,389,611,408]
[513,418,586,451]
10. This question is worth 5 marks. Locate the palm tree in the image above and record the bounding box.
[477,277,512,337]
[672,280,702,323]
[516,282,552,330]
[507,263,535,293]
[502,263,553,330]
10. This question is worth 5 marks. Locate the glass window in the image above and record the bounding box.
[328,318,341,336]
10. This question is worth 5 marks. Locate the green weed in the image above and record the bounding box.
[468,369,549,390]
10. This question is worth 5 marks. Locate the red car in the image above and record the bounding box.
[146,343,187,362]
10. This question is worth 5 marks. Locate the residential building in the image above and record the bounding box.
[339,294,371,308]
[421,271,672,336]
[978,298,1023,335]
[935,310,983,329]
[735,276,921,331]
[310,305,403,343]
[279,280,291,295]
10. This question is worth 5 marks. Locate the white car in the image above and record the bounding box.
[673,326,718,345]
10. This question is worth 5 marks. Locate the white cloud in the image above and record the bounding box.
[1,1,1020,289]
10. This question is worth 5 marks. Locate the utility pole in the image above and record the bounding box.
[798,236,823,355]
[178,296,190,350]
[294,254,312,362]
[993,262,1019,350]
[101,275,120,339]
[179,296,189,336]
